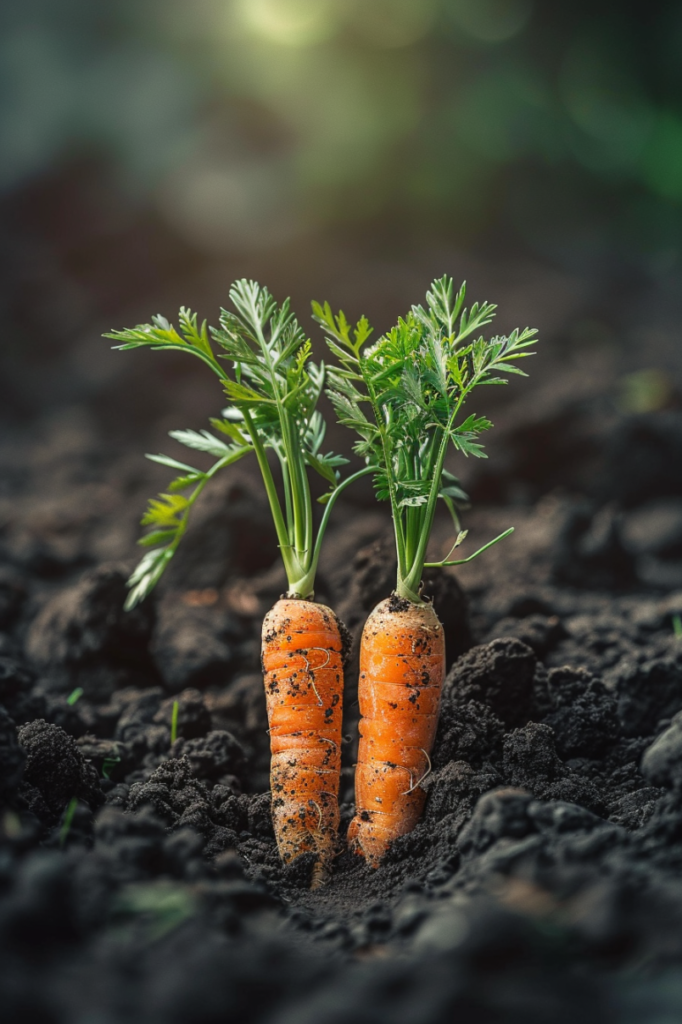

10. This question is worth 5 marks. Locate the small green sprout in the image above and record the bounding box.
[171,700,179,745]
[66,687,84,706]
[672,613,682,640]
[111,882,197,942]
[102,756,121,780]
[59,797,79,847]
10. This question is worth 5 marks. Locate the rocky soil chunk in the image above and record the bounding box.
[151,595,241,691]
[154,688,212,739]
[16,719,103,823]
[616,653,682,737]
[171,730,245,781]
[641,712,682,789]
[544,666,620,759]
[432,699,504,769]
[444,639,537,727]
[25,564,156,699]
[457,788,534,858]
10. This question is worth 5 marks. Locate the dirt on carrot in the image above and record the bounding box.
[262,599,346,883]
[348,598,445,866]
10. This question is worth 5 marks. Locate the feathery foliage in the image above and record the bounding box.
[106,280,371,607]
[313,275,537,603]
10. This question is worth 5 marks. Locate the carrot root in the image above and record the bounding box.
[348,596,445,867]
[262,598,344,885]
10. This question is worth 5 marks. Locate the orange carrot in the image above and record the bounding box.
[315,274,537,864]
[347,597,445,866]
[110,280,373,884]
[263,599,345,883]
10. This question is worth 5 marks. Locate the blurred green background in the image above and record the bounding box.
[4,0,682,262]
[2,0,682,434]
[2,0,682,583]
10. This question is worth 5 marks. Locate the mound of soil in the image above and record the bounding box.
[4,443,682,1024]
[4,242,682,1020]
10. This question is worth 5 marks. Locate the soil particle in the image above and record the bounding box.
[457,788,534,858]
[484,612,566,656]
[425,761,502,824]
[502,723,564,786]
[151,595,241,692]
[170,730,245,781]
[154,689,212,740]
[641,713,682,789]
[616,654,682,737]
[432,699,504,769]
[25,564,157,701]
[444,638,537,727]
[544,666,620,759]
[16,719,103,824]
[127,757,215,829]
[113,688,166,751]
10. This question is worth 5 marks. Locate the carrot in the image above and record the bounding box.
[107,280,371,883]
[263,599,345,881]
[347,597,444,866]
[314,275,537,863]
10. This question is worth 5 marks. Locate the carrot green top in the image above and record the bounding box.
[313,275,538,604]
[106,279,371,608]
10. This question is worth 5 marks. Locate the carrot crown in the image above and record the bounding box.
[313,276,538,604]
[106,280,371,607]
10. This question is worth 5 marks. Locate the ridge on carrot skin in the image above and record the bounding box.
[348,597,444,866]
[263,599,345,884]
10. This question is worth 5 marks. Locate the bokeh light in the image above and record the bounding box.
[349,0,438,49]
[235,0,342,49]
[446,0,533,45]
[3,0,682,263]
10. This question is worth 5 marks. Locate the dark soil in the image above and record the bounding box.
[4,416,682,1024]
[4,219,682,1021]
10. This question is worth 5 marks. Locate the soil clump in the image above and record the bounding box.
[4,344,682,1023]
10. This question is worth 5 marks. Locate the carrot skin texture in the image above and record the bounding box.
[262,599,344,882]
[348,597,445,867]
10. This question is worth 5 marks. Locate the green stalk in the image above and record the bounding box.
[170,700,179,744]
[242,409,301,588]
[363,370,408,596]
[292,465,375,599]
[425,527,514,568]
[249,302,310,582]
[399,400,463,602]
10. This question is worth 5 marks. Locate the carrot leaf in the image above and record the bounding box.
[315,275,537,602]
[110,279,367,605]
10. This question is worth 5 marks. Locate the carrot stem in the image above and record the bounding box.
[425,526,514,567]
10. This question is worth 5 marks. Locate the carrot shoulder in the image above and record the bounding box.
[262,598,345,882]
[348,596,445,867]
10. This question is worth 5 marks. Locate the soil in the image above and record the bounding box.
[4,195,682,1020]
[4,420,682,1024]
